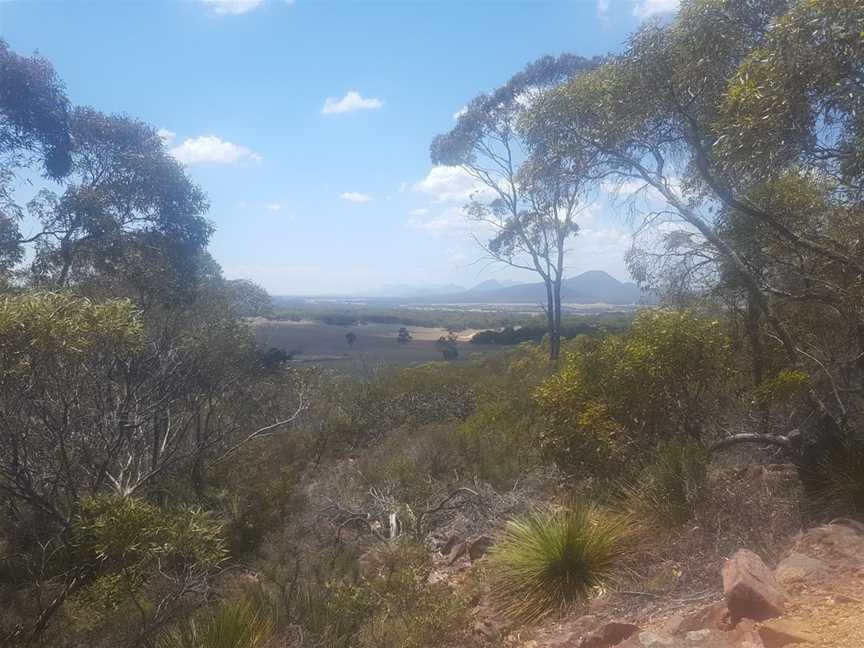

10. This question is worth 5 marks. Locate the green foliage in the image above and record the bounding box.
[470,316,630,345]
[158,598,274,648]
[280,542,469,648]
[535,309,731,474]
[338,543,469,648]
[434,333,458,360]
[73,496,226,606]
[396,326,412,344]
[620,439,712,528]
[752,369,810,406]
[715,0,864,181]
[0,292,143,369]
[351,362,476,432]
[212,456,300,558]
[451,399,538,486]
[488,503,636,623]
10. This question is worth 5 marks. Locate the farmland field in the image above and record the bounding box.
[251,319,506,371]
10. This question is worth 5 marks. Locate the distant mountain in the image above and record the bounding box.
[375,283,465,298]
[465,278,525,293]
[403,271,648,305]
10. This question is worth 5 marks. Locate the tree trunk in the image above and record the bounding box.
[544,280,556,363]
[745,296,770,434]
[551,277,563,364]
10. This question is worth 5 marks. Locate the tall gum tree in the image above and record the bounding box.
[430,54,597,362]
[524,0,864,443]
[0,39,72,275]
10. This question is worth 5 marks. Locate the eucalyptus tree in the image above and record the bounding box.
[526,0,864,441]
[430,54,597,361]
[0,39,72,276]
[26,107,212,295]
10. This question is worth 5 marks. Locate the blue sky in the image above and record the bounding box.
[0,0,679,294]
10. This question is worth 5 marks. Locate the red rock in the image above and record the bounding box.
[722,549,786,621]
[758,619,818,648]
[774,553,827,585]
[578,621,640,648]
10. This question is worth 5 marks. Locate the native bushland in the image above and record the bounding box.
[3,0,864,645]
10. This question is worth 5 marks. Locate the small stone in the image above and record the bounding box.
[468,535,495,561]
[637,632,674,647]
[661,614,684,636]
[579,621,640,648]
[472,619,501,640]
[684,629,711,642]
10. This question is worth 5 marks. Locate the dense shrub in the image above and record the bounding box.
[471,322,602,345]
[270,542,470,648]
[451,399,540,486]
[488,503,637,623]
[535,309,732,475]
[620,439,712,528]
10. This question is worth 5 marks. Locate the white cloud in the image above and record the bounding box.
[321,91,384,115]
[157,128,176,147]
[340,191,372,203]
[632,0,679,18]
[445,248,470,265]
[453,106,468,121]
[566,226,633,279]
[264,203,283,211]
[409,208,429,216]
[200,0,264,14]
[413,166,495,203]
[597,0,610,18]
[170,135,261,164]
[408,206,474,234]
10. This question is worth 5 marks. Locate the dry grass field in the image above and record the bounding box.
[251,319,505,371]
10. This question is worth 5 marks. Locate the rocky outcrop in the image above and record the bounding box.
[773,553,827,586]
[721,549,786,621]
[515,521,864,648]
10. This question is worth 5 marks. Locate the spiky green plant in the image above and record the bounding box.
[158,598,274,648]
[488,503,636,623]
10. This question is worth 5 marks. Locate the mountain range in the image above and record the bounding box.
[383,271,648,305]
